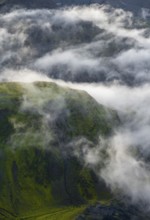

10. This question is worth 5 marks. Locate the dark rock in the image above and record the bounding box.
[76,202,150,220]
[2,0,150,13]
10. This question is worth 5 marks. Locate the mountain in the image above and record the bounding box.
[0,0,149,219]
[92,0,150,12]
[2,0,150,12]
[0,82,117,219]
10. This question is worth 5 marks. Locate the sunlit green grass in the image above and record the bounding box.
[20,206,86,220]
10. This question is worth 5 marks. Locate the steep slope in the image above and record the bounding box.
[0,82,117,219]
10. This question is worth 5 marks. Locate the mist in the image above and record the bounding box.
[1,3,150,209]
[1,4,150,85]
[76,83,150,206]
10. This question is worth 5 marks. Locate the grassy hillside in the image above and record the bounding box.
[0,82,117,219]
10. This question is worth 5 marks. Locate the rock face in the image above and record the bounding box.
[92,0,150,11]
[76,202,150,220]
[2,0,150,12]
[2,0,56,8]
[0,82,117,218]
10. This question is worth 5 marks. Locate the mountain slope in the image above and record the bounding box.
[0,82,117,219]
[2,0,150,12]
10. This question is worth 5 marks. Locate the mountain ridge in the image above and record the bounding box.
[2,0,150,13]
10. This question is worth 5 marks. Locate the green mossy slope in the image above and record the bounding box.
[0,82,117,219]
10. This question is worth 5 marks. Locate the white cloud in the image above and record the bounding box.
[2,3,150,207]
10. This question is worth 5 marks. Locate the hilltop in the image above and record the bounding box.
[0,82,117,219]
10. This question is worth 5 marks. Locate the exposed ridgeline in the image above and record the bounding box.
[1,0,150,13]
[0,82,117,219]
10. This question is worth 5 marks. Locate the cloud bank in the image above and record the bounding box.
[1,4,150,208]
[1,5,150,85]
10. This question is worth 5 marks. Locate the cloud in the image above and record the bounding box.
[30,77,150,206]
[0,69,50,82]
[70,82,150,206]
[1,5,150,84]
[2,3,150,208]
